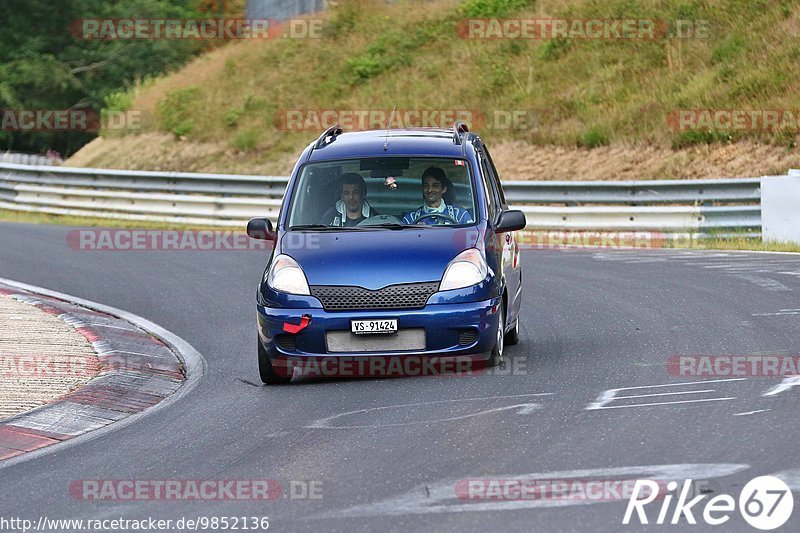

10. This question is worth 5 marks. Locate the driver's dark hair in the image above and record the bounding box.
[340,172,366,196]
[421,166,455,204]
[422,166,446,185]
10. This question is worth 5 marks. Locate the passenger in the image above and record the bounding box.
[402,167,473,225]
[320,173,379,227]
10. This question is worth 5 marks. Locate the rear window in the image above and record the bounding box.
[286,157,477,229]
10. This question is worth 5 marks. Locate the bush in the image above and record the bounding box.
[460,0,534,18]
[156,86,200,138]
[346,31,414,84]
[540,38,571,61]
[671,130,732,149]
[225,109,241,128]
[325,2,360,37]
[712,34,746,64]
[578,127,609,148]
[232,129,259,151]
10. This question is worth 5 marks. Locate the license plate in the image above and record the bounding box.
[351,319,398,335]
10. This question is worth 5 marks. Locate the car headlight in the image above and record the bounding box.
[266,254,310,295]
[440,248,489,291]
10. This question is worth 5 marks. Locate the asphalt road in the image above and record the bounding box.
[2,221,800,532]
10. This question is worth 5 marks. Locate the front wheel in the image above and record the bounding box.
[258,340,292,385]
[485,305,505,368]
[506,317,520,346]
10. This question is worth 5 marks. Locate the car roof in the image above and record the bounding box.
[305,128,476,162]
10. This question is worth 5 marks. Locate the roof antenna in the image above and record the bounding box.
[383,105,397,151]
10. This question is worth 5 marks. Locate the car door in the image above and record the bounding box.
[480,143,522,326]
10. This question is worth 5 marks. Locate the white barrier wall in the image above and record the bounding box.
[762,170,800,243]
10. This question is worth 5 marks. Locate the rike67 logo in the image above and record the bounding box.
[623,476,793,530]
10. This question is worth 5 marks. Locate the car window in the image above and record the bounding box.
[479,153,498,223]
[286,157,477,228]
[482,145,507,207]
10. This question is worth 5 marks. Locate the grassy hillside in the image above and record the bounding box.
[69,0,800,179]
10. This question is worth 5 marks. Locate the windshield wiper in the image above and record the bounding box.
[363,223,431,230]
[289,224,363,231]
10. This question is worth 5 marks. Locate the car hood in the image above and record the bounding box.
[280,228,479,290]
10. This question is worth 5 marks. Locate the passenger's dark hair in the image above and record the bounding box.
[421,166,447,186]
[421,166,455,204]
[340,172,366,196]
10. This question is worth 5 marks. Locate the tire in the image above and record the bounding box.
[506,316,520,346]
[486,305,505,368]
[258,340,292,385]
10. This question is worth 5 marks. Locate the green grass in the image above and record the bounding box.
[518,230,800,253]
[97,0,798,160]
[684,236,800,253]
[0,209,239,230]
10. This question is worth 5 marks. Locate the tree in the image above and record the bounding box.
[0,0,205,155]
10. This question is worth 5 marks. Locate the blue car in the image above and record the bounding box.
[247,123,526,384]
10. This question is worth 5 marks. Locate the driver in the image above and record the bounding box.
[320,173,379,227]
[402,167,472,225]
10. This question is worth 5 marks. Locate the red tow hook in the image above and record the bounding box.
[283,314,311,334]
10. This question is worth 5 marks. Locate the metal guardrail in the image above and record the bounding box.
[0,152,62,166]
[0,162,765,234]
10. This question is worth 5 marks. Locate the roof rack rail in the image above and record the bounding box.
[452,121,469,145]
[314,125,343,150]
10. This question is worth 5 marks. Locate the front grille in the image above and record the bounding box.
[310,282,439,311]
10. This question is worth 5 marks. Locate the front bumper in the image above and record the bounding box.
[257,297,501,361]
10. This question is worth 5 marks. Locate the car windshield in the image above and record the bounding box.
[286,157,477,229]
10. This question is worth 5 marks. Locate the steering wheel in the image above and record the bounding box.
[414,212,459,225]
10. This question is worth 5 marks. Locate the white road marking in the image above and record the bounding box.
[701,264,742,269]
[733,409,771,416]
[763,376,800,396]
[586,379,745,410]
[767,469,800,491]
[595,397,735,410]
[305,393,552,429]
[612,389,716,400]
[733,274,792,291]
[315,463,750,518]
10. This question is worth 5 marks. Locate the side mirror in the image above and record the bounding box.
[247,217,276,240]
[495,210,526,233]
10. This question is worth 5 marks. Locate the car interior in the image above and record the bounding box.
[287,158,475,227]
